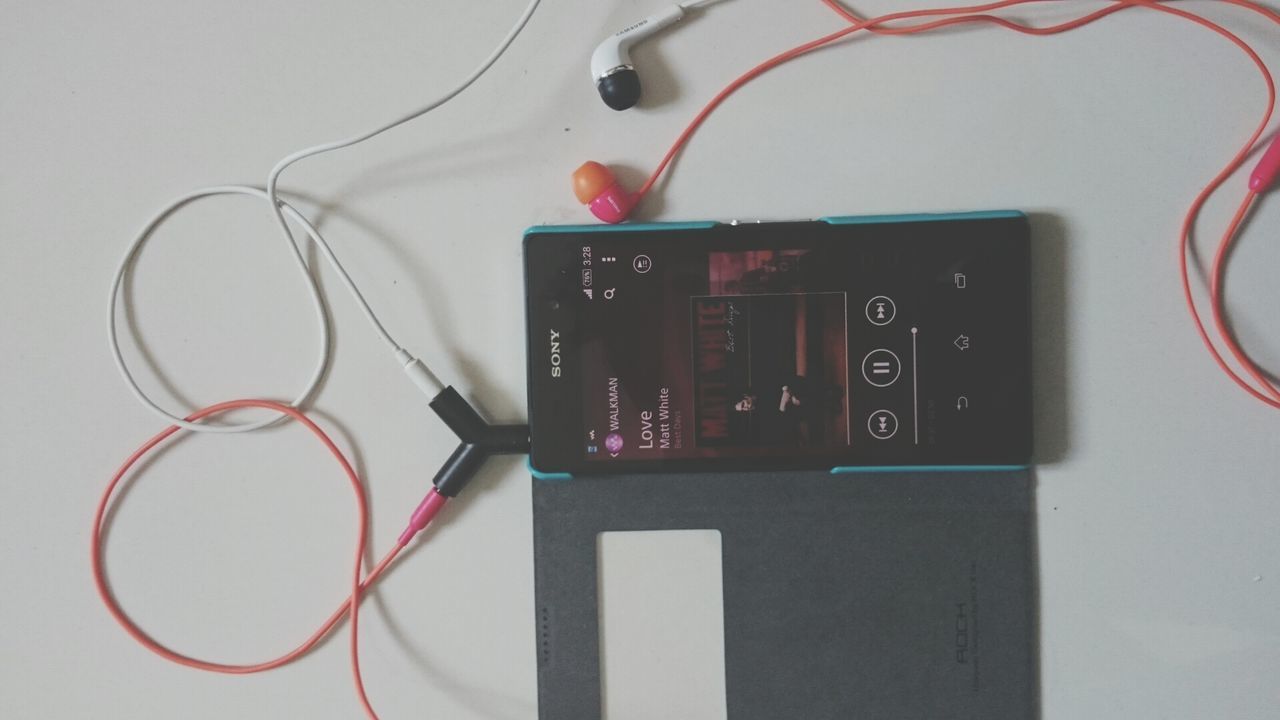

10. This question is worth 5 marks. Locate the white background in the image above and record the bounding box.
[3,0,1279,717]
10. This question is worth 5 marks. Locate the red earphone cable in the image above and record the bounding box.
[91,399,413,719]
[635,0,1280,407]
[634,0,1126,199]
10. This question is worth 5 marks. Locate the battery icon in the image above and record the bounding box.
[581,269,593,287]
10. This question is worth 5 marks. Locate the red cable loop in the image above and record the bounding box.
[92,399,407,719]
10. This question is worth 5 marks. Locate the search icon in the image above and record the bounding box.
[603,288,616,300]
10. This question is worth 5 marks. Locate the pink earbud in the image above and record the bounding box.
[572,161,637,224]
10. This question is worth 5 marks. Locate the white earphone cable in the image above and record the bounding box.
[679,0,733,10]
[108,0,542,433]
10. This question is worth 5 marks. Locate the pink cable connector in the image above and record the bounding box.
[399,488,450,545]
[1249,134,1280,191]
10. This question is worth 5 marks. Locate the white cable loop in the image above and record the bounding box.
[108,0,542,432]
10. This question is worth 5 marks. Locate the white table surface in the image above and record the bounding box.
[4,1,1279,717]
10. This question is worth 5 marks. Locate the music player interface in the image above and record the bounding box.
[580,247,860,461]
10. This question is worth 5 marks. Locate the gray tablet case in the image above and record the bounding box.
[532,470,1037,719]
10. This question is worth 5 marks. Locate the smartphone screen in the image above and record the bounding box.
[524,216,1031,475]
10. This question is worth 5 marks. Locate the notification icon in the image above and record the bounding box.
[604,433,624,454]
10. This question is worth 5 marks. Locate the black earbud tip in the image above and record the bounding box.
[597,69,642,111]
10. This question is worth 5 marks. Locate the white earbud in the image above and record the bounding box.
[591,4,688,110]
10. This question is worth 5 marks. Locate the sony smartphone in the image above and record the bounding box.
[524,213,1032,475]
